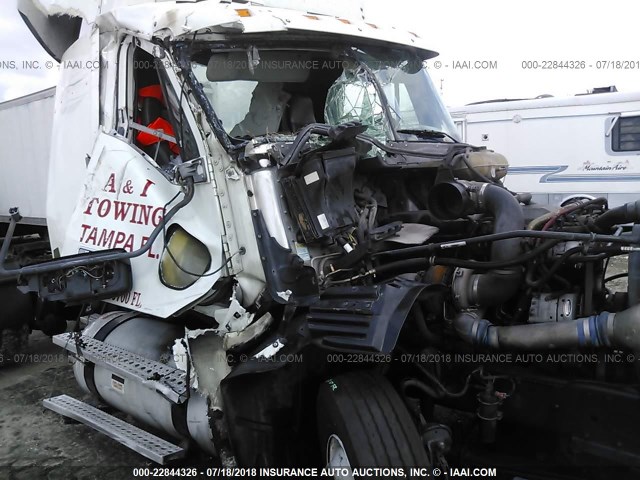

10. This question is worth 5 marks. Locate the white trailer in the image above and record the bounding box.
[449,91,640,207]
[0,87,57,360]
[0,88,55,227]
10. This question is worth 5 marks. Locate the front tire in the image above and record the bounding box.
[317,370,429,479]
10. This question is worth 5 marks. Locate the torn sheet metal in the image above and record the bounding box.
[276,290,292,302]
[223,312,274,351]
[254,339,285,359]
[386,224,440,245]
[99,2,245,41]
[213,289,254,333]
[172,337,198,388]
[31,0,100,21]
[186,328,219,340]
[181,328,232,409]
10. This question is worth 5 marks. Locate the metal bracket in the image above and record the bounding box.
[129,120,177,144]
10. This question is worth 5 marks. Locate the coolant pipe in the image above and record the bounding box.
[454,305,640,351]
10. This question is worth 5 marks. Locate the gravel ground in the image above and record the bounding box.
[606,255,629,292]
[0,330,212,480]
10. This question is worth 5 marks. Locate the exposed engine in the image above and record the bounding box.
[232,123,640,475]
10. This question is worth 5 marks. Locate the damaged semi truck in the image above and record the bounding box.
[5,0,640,476]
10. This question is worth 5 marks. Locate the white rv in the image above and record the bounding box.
[449,91,640,207]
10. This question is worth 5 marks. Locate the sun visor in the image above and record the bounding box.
[207,51,312,83]
[17,0,83,62]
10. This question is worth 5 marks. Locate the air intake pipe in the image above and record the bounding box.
[428,181,524,307]
[454,305,640,352]
[595,200,640,231]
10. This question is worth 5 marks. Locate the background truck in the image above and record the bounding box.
[0,87,65,362]
[449,89,640,207]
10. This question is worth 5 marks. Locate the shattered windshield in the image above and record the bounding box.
[325,54,459,141]
[191,47,458,143]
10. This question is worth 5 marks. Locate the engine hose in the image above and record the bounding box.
[527,197,608,231]
[525,246,582,288]
[402,379,443,400]
[418,182,526,307]
[480,183,524,262]
[372,240,556,278]
[431,240,559,270]
[454,305,640,351]
[469,269,523,307]
[595,200,640,231]
[412,303,441,345]
[435,244,624,271]
[372,258,430,280]
[375,229,638,261]
[377,183,528,306]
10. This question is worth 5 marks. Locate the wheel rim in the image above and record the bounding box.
[326,434,354,480]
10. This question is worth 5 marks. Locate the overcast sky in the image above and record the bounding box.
[1,0,638,106]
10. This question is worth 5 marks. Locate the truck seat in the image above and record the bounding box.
[136,85,179,167]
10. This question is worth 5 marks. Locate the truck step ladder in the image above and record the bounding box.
[43,395,186,464]
[52,332,188,403]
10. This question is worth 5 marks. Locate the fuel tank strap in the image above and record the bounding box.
[84,312,140,402]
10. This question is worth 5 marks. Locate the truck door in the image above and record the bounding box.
[59,38,226,318]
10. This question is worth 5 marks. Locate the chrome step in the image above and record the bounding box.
[53,332,188,404]
[43,395,186,464]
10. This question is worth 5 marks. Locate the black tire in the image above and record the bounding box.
[317,370,429,478]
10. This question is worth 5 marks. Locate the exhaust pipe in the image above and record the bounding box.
[454,305,640,351]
